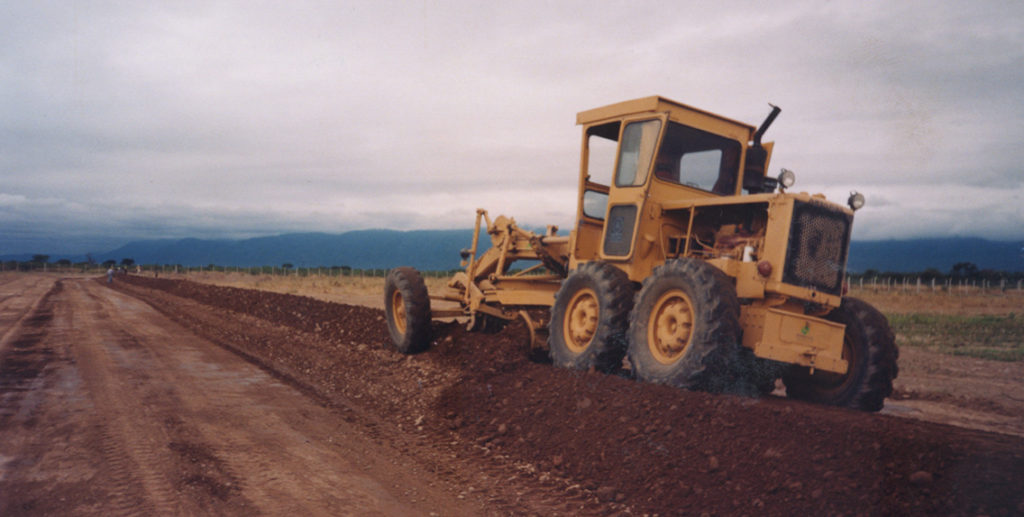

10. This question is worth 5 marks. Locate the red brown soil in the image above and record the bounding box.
[105,274,1024,516]
[3,273,1023,515]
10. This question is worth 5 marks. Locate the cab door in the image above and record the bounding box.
[599,116,666,262]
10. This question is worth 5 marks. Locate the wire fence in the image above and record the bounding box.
[849,276,1024,294]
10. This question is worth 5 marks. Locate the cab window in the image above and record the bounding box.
[614,120,662,187]
[586,123,619,186]
[653,121,740,195]
[582,190,608,219]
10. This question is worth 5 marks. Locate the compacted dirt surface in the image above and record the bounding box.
[2,274,1023,515]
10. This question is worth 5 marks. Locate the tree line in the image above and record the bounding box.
[851,262,1024,283]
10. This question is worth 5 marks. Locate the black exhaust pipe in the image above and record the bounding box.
[753,103,781,147]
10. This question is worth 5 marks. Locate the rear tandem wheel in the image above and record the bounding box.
[547,261,633,372]
[626,259,744,392]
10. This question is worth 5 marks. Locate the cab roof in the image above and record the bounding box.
[576,96,756,139]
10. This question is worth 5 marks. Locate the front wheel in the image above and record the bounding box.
[627,259,742,392]
[782,297,898,411]
[384,267,432,354]
[548,262,633,372]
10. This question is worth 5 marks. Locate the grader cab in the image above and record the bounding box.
[385,96,898,412]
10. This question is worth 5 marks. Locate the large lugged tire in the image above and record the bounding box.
[741,349,783,395]
[384,267,432,354]
[627,259,743,392]
[782,297,898,412]
[548,262,633,372]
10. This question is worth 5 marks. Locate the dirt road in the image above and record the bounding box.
[0,276,499,515]
[2,274,1024,515]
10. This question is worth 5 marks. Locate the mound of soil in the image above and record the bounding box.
[112,275,1024,516]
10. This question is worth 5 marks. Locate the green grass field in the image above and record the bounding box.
[886,312,1024,362]
[850,289,1024,362]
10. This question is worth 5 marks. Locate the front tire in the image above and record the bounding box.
[384,267,432,354]
[548,262,633,372]
[782,297,898,411]
[627,259,742,392]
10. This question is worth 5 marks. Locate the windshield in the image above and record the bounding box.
[653,121,741,195]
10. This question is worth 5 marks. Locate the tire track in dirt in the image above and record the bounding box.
[0,276,60,358]
[0,280,102,516]
[1,280,259,515]
[84,279,476,515]
[0,280,60,433]
[73,281,277,514]
[7,277,488,515]
[110,278,585,515]
[63,280,200,515]
[1,280,147,515]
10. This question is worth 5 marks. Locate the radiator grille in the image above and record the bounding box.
[782,202,852,295]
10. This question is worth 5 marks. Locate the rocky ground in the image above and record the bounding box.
[2,273,1023,515]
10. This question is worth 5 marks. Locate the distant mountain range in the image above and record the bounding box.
[100,230,476,271]
[846,238,1023,273]
[3,231,1022,273]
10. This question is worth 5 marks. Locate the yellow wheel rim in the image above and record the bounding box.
[391,290,407,334]
[563,288,599,354]
[647,289,694,364]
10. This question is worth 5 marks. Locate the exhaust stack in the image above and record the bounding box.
[753,103,781,147]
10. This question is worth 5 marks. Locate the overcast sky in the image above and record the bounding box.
[2,1,1023,254]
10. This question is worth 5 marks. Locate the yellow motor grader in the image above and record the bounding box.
[384,96,898,411]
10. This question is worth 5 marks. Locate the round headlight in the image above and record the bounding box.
[777,168,796,189]
[848,191,866,211]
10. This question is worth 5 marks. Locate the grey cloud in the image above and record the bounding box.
[2,1,1023,255]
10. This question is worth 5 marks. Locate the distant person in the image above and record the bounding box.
[106,267,114,284]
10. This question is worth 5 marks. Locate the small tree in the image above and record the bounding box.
[951,262,979,280]
[31,254,50,264]
[121,258,135,267]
